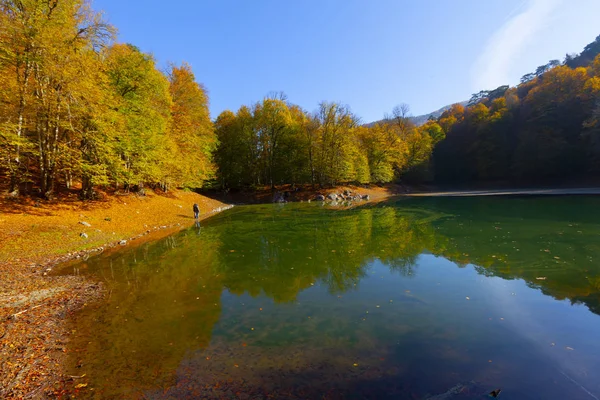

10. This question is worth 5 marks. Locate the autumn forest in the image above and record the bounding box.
[2,0,600,199]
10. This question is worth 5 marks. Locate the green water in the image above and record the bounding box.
[62,197,600,399]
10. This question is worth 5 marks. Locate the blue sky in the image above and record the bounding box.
[93,0,600,122]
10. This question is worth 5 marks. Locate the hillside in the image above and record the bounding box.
[365,101,468,127]
[432,34,600,184]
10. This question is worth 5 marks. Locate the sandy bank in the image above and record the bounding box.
[0,189,229,398]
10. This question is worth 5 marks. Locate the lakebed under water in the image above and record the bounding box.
[59,197,600,399]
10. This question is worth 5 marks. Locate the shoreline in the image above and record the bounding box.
[200,183,408,205]
[0,190,231,398]
[404,187,600,197]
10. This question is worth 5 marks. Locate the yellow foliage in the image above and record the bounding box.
[590,54,600,77]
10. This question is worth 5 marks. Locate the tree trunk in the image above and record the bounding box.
[81,174,94,199]
[38,98,60,199]
[11,59,31,194]
[38,117,47,197]
[9,175,18,194]
[309,147,315,185]
[65,171,72,189]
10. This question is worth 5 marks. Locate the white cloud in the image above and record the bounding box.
[471,0,563,91]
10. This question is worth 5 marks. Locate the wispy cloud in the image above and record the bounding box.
[472,0,563,91]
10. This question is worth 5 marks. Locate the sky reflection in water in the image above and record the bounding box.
[63,197,600,399]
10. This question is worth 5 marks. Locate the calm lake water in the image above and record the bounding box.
[62,197,600,399]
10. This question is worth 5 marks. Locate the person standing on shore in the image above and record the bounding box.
[193,203,200,219]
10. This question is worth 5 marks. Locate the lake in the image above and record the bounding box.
[61,197,600,399]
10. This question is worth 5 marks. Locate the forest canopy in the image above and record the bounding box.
[0,0,215,199]
[433,38,600,184]
[214,99,444,189]
[1,0,600,197]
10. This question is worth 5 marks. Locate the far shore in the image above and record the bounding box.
[405,187,600,197]
[203,184,600,205]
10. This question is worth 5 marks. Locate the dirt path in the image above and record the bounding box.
[0,189,229,398]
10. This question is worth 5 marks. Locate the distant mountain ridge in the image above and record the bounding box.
[366,101,468,127]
